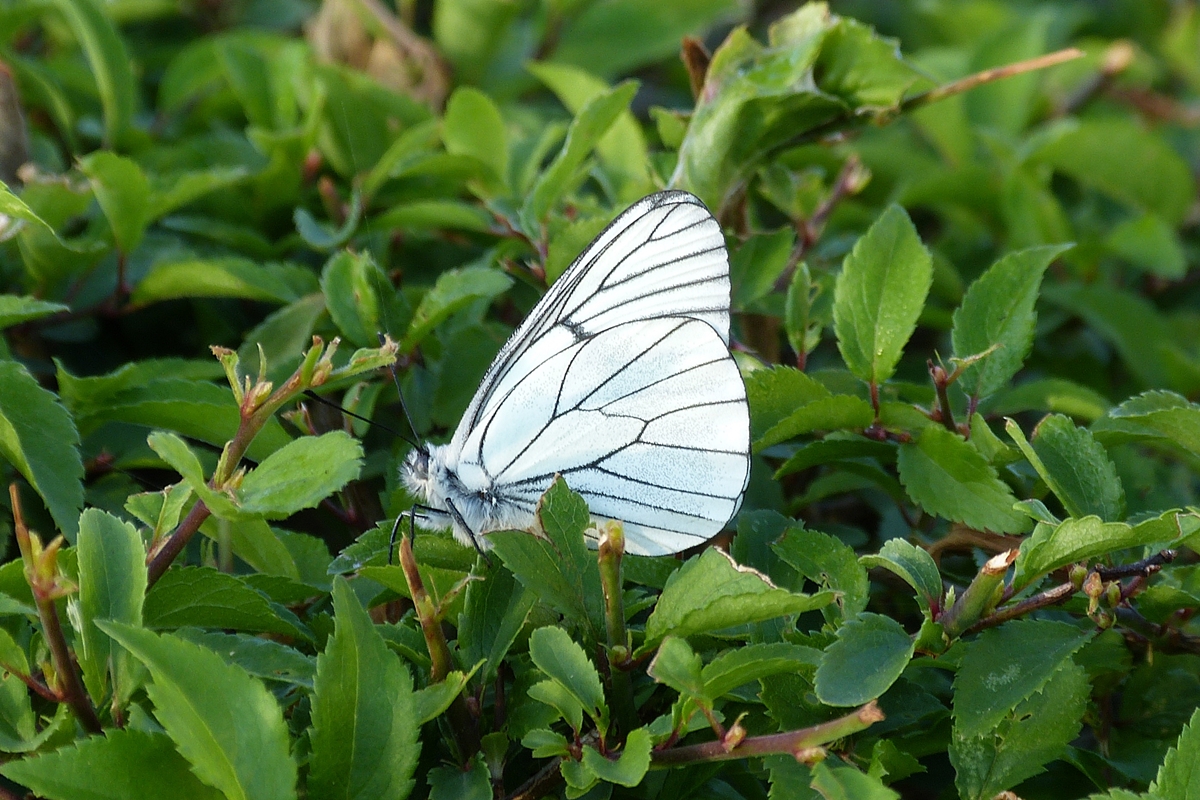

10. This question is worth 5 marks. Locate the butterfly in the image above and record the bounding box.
[401,190,751,556]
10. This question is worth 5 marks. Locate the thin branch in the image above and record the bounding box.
[903,48,1084,113]
[651,702,884,767]
[9,485,103,734]
[146,499,212,587]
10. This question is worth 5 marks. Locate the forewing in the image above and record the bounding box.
[455,318,750,556]
[450,191,729,454]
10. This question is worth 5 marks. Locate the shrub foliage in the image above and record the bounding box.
[1,1,1200,798]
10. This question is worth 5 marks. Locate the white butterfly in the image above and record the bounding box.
[402,191,751,556]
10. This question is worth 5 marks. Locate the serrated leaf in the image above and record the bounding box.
[774,436,896,479]
[143,567,305,638]
[100,622,297,800]
[0,360,83,539]
[175,629,315,688]
[529,626,607,730]
[859,538,942,615]
[528,679,585,734]
[1151,707,1200,798]
[238,431,362,519]
[951,661,1089,800]
[1093,390,1200,457]
[0,728,224,800]
[810,761,900,800]
[952,619,1092,738]
[773,527,869,621]
[951,244,1071,399]
[522,728,571,758]
[75,508,146,705]
[815,612,914,706]
[1012,511,1187,592]
[643,548,833,649]
[428,755,491,800]
[458,563,535,683]
[309,577,419,800]
[755,395,876,451]
[1007,415,1125,521]
[745,366,833,442]
[833,205,933,386]
[488,478,604,635]
[897,426,1029,534]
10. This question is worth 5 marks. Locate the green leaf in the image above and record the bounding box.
[1006,415,1125,521]
[1151,707,1200,798]
[79,151,151,254]
[528,62,652,201]
[132,258,315,305]
[175,629,315,688]
[294,191,363,252]
[897,426,1029,534]
[76,508,146,705]
[442,87,508,195]
[952,619,1092,738]
[150,166,250,218]
[648,636,704,697]
[814,612,914,706]
[522,728,570,758]
[414,670,473,725]
[729,229,795,311]
[951,244,1071,399]
[99,622,298,800]
[773,527,869,621]
[0,360,83,539]
[745,366,833,442]
[320,251,400,348]
[859,538,942,616]
[0,728,224,800]
[402,266,512,351]
[309,578,419,800]
[1012,511,1186,592]
[1105,214,1187,280]
[553,0,744,79]
[701,642,823,698]
[238,431,363,519]
[580,727,652,787]
[810,761,900,800]
[143,567,305,638]
[643,548,833,649]
[488,477,604,635]
[49,0,134,146]
[529,626,607,731]
[458,564,535,684]
[1031,118,1196,226]
[428,755,491,800]
[521,81,639,229]
[981,378,1111,422]
[1093,391,1200,458]
[950,661,1089,800]
[0,295,68,329]
[833,204,933,386]
[774,436,896,479]
[755,395,876,451]
[528,678,585,734]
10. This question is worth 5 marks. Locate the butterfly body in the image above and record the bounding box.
[402,191,751,556]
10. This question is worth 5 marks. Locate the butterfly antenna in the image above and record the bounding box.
[377,332,422,449]
[301,390,419,449]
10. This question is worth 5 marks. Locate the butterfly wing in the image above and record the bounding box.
[448,191,730,456]
[452,316,750,556]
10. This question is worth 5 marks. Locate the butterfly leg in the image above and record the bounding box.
[444,497,493,568]
[388,503,436,566]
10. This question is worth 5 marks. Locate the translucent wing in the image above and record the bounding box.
[448,191,729,457]
[452,317,751,556]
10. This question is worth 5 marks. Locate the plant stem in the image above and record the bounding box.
[651,702,884,767]
[598,523,637,737]
[939,549,1016,638]
[901,48,1085,113]
[8,485,103,734]
[399,533,480,762]
[930,360,957,433]
[146,499,212,587]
